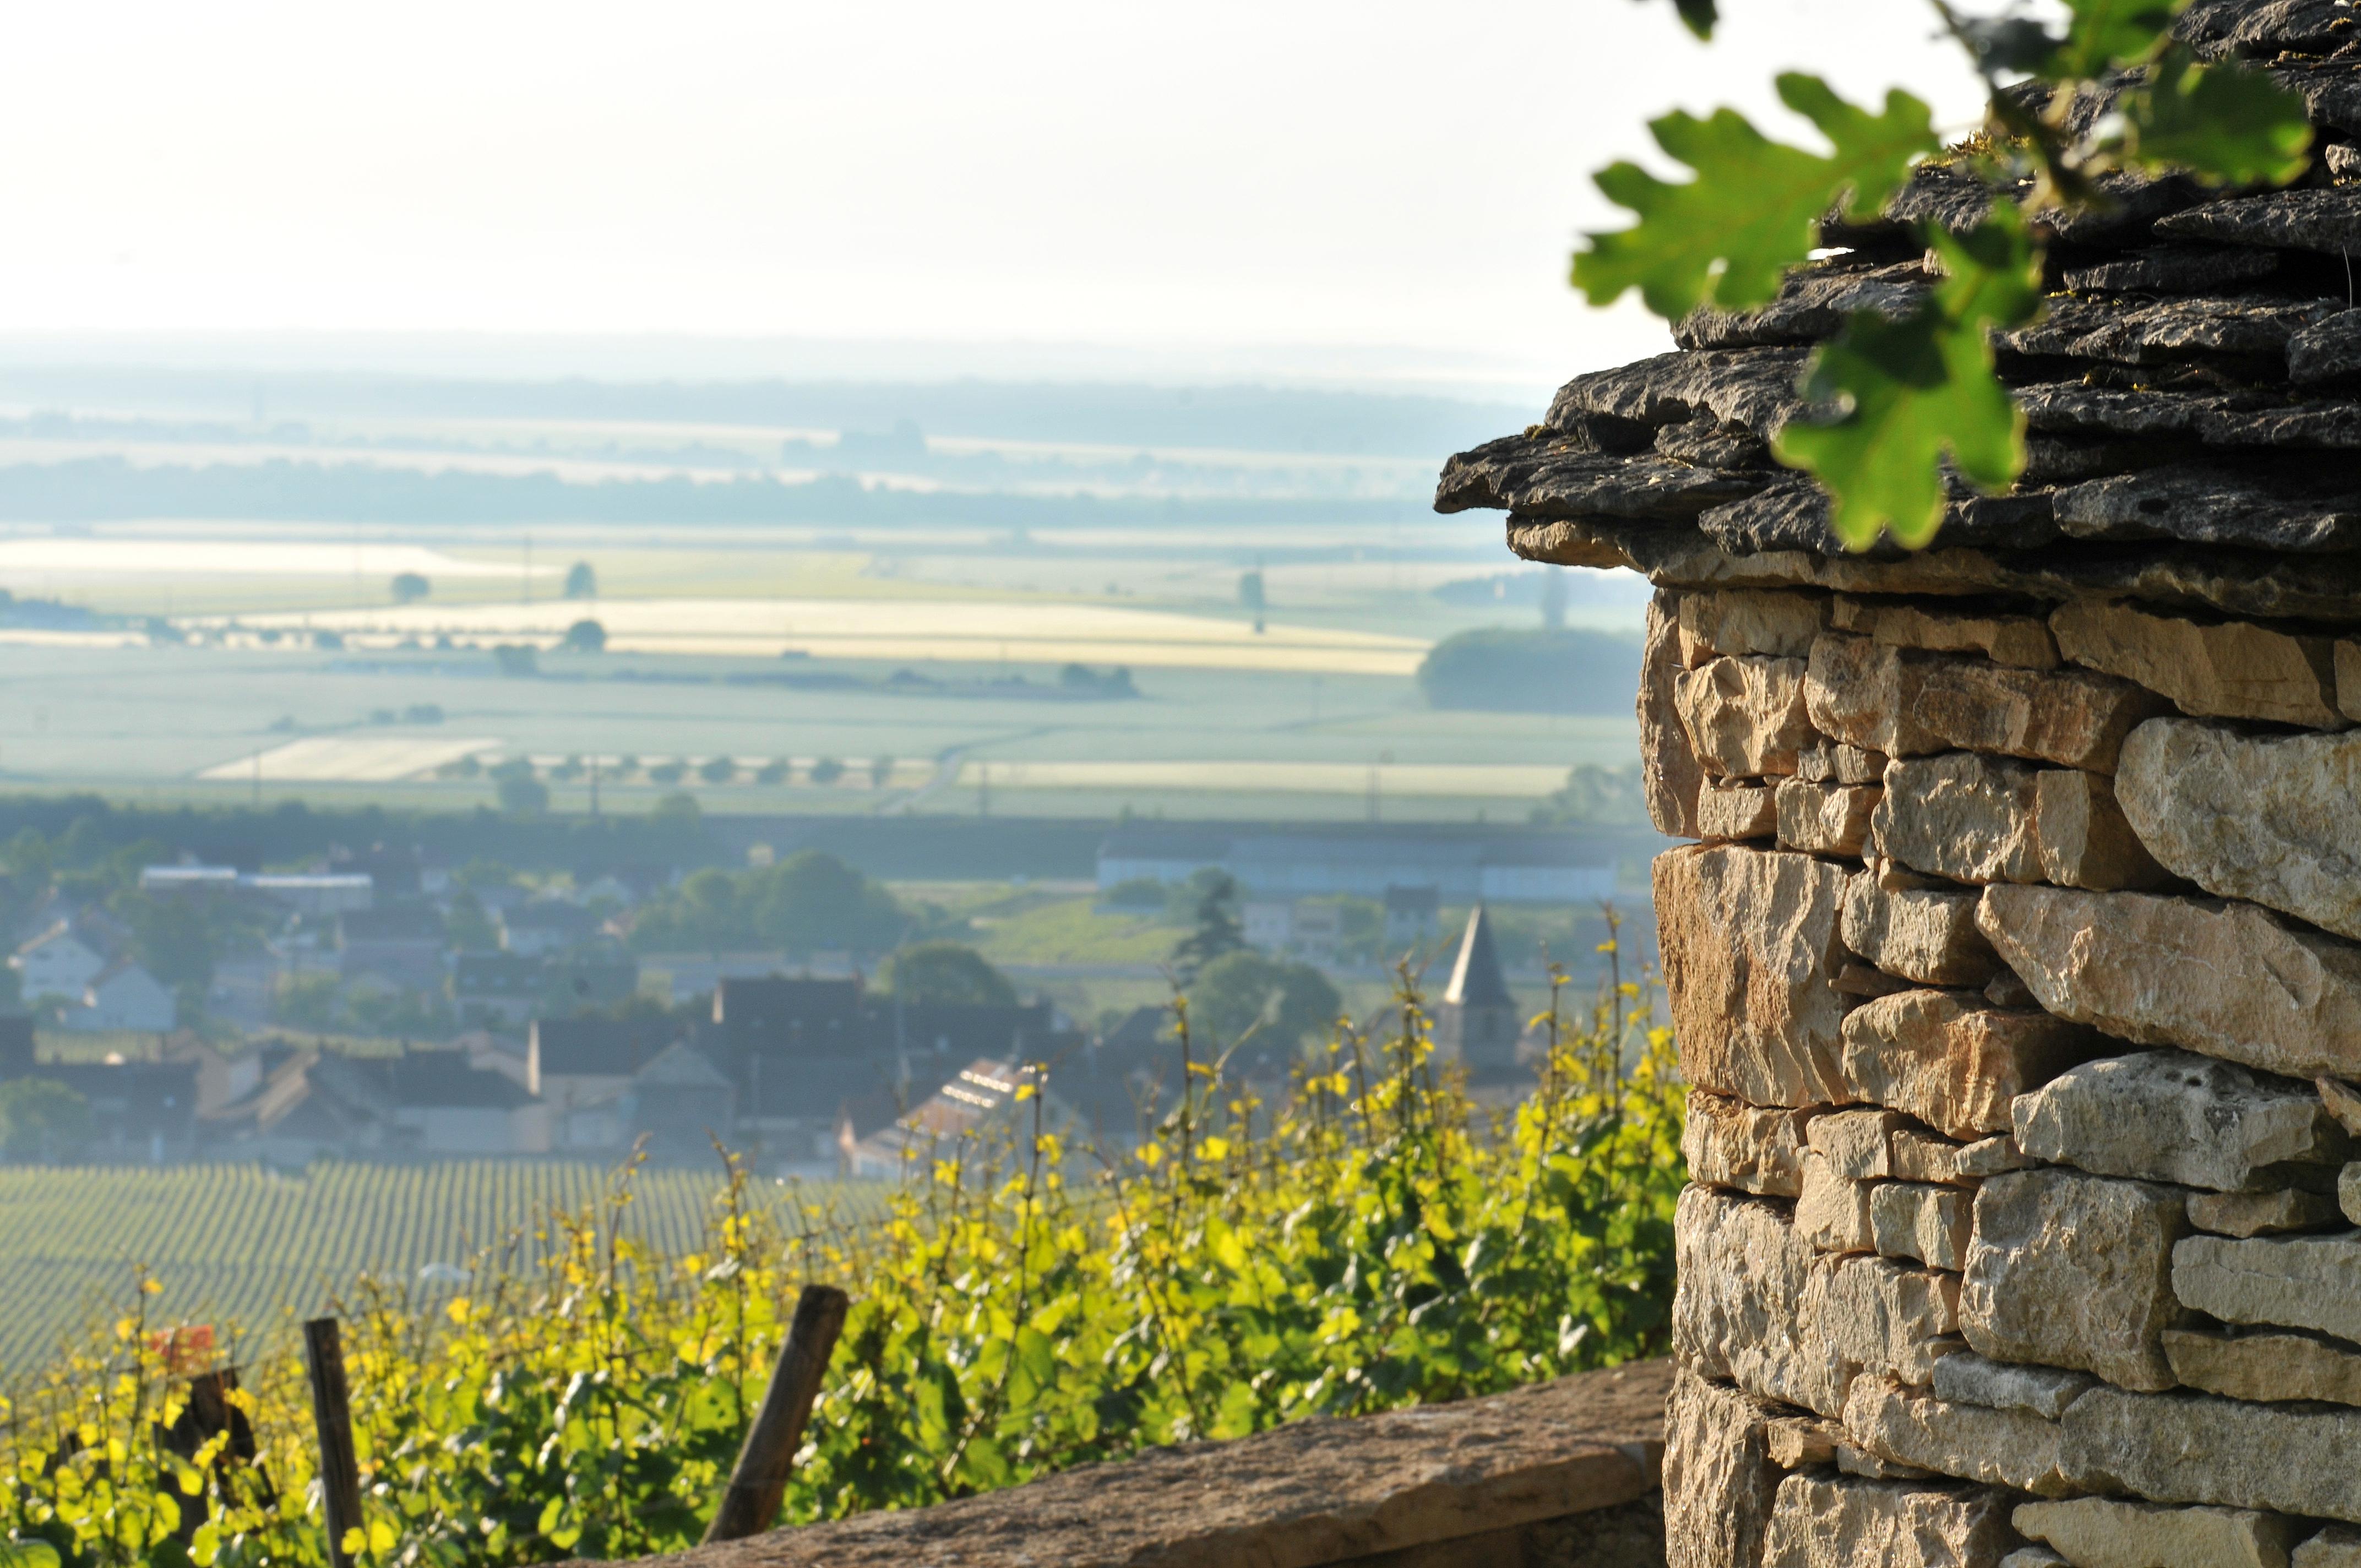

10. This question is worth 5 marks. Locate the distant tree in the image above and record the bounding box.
[0,1078,90,1163]
[403,703,444,724]
[646,761,687,785]
[1185,951,1340,1064]
[271,972,344,1032]
[648,791,703,836]
[313,630,344,650]
[497,774,550,815]
[882,943,1016,1008]
[1171,869,1245,983]
[562,619,607,654]
[755,759,791,786]
[493,644,539,678]
[391,572,431,603]
[868,755,895,786]
[445,894,498,952]
[1238,570,1266,614]
[119,891,219,990]
[563,561,597,600]
[808,758,845,786]
[698,756,736,785]
[1415,629,1641,716]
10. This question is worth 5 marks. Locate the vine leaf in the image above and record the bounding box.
[2119,51,2314,185]
[1668,0,1716,39]
[1773,209,2043,551]
[1573,73,1939,319]
[2047,0,2180,79]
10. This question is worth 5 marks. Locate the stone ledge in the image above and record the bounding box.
[599,1360,1674,1568]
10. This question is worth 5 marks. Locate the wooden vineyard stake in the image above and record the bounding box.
[302,1317,365,1568]
[701,1284,852,1544]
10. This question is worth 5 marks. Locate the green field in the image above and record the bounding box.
[0,1161,885,1373]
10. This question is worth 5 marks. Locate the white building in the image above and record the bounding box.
[65,960,177,1033]
[14,924,107,1003]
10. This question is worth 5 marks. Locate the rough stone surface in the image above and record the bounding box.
[1871,754,2046,886]
[2061,244,2281,294]
[2186,1189,2344,1238]
[1797,1152,1878,1255]
[2165,1327,2361,1409]
[1806,634,2164,770]
[1932,1352,2094,1422]
[1893,1130,2029,1186]
[1675,655,1816,778]
[1641,593,1703,840]
[1809,1108,1906,1180]
[2117,720,2361,942]
[1977,885,2361,1081]
[1655,847,1851,1107]
[1663,1368,1780,1568]
[2342,640,2361,725]
[1797,741,1887,786]
[2012,1050,2352,1193]
[1682,1092,1815,1199]
[2012,1496,2301,1568]
[2053,599,2344,728]
[1830,598,2060,671]
[2343,1162,2361,1224]
[1758,1473,2022,1568]
[1698,779,1778,842]
[1962,1168,2188,1392]
[1871,1182,1974,1271]
[1677,590,1828,662]
[2060,1385,2361,1526]
[1841,1376,2076,1498]
[1775,778,1879,857]
[1840,989,2096,1141]
[1676,1188,1960,1419]
[2297,1528,2361,1568]
[1841,870,2001,987]
[2175,1233,2361,1344]
[2155,186,2361,257]
[2292,311,2361,386]
[669,1360,1671,1568]
[2001,1550,2071,1568]
[2050,466,2361,554]
[2032,769,2173,892]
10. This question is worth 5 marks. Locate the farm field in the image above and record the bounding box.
[0,1160,885,1372]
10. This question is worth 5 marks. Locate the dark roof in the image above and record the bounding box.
[1444,906,1515,1010]
[531,1017,678,1077]
[373,1051,533,1110]
[339,904,447,945]
[502,901,601,935]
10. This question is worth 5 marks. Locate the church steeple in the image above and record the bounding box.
[1437,904,1519,1074]
[1444,903,1513,1010]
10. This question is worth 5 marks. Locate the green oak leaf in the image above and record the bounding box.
[2120,50,2313,186]
[2047,0,2181,79]
[1669,0,1716,39]
[1773,209,2043,551]
[1574,74,1938,319]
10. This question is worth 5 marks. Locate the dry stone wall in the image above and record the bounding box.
[1438,6,2361,1561]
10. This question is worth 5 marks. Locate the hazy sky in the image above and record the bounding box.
[4,1,1993,389]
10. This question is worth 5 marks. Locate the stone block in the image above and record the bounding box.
[1837,961,1911,998]
[1840,989,2097,1141]
[2324,1079,2361,1138]
[2013,1496,2302,1568]
[1760,1473,2023,1568]
[1678,588,1829,662]
[2175,1233,2361,1344]
[1664,1367,1783,1568]
[1842,1375,2077,1498]
[1776,777,1880,857]
[1699,777,1779,841]
[1962,1168,2187,1392]
[1807,634,2161,770]
[2060,1385,2361,1526]
[1642,592,1704,839]
[1798,740,1887,785]
[1872,1182,1974,1270]
[1764,1413,1843,1469]
[1656,846,1851,1107]
[2117,720,2361,941]
[2342,640,2361,725]
[2033,769,2173,892]
[1841,870,2001,988]
[1682,1091,1815,1197]
[1809,1107,1906,1179]
[1676,655,1815,777]
[2297,1527,2361,1567]
[1798,1151,1878,1254]
[2012,1050,2352,1193]
[2002,1551,2071,1568]
[1893,1129,2029,1186]
[1932,1351,2095,1422]
[1977,885,2361,1083]
[1871,754,2046,885]
[2165,1327,2361,1408]
[1832,596,2062,671]
[2343,1163,2361,1224]
[1676,1186,1960,1419]
[2053,598,2343,729]
[2188,1189,2343,1238]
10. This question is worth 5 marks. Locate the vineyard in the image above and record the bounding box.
[0,1162,884,1371]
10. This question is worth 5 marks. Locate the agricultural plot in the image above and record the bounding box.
[0,1161,884,1371]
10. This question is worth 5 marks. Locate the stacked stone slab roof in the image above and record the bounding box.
[1441,6,2361,1565]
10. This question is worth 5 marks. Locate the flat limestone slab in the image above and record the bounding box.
[601,1362,1673,1568]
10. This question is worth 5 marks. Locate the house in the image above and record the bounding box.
[527,1016,681,1151]
[376,1049,546,1155]
[204,1048,395,1163]
[64,960,176,1033]
[625,1042,735,1161]
[338,904,449,993]
[841,1059,1049,1179]
[13,923,106,1004]
[1433,906,1519,1078]
[454,953,543,1028]
[143,865,374,914]
[1243,900,1342,963]
[498,901,602,957]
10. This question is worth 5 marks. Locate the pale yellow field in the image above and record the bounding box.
[205,596,1431,676]
[955,759,1566,798]
[195,734,505,783]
